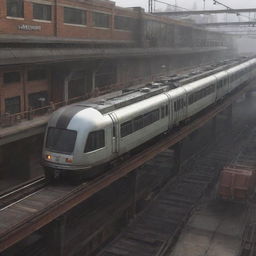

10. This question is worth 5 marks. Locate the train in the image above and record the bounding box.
[42,58,256,180]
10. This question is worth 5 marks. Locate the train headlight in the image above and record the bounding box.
[46,154,52,160]
[65,158,73,163]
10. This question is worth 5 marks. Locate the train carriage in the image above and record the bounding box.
[44,106,114,171]
[183,76,217,118]
[42,58,256,180]
[110,93,169,155]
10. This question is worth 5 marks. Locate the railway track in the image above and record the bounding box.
[98,110,256,256]
[0,82,254,253]
[0,177,46,210]
[229,129,256,256]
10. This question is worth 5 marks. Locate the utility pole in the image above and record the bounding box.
[148,0,153,13]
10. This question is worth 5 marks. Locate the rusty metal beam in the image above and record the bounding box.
[0,81,255,252]
[154,8,256,16]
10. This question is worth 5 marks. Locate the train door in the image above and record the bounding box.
[173,97,186,125]
[108,112,119,154]
[164,93,172,129]
[181,95,187,121]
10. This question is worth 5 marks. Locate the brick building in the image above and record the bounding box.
[0,0,235,118]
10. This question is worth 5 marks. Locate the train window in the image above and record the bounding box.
[134,116,144,131]
[84,130,105,153]
[143,109,159,126]
[28,91,48,109]
[113,126,116,137]
[152,109,160,121]
[33,3,51,21]
[7,0,24,18]
[3,71,21,84]
[93,12,110,28]
[64,7,86,25]
[115,16,135,31]
[5,96,20,114]
[46,128,77,154]
[161,106,165,118]
[143,112,152,126]
[182,99,185,108]
[121,121,133,137]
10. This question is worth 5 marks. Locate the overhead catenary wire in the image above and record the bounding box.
[154,0,190,12]
[213,0,255,21]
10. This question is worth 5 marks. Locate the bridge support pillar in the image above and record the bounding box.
[1,140,31,179]
[50,215,67,256]
[174,141,183,174]
[130,170,137,218]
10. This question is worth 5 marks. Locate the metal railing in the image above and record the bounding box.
[0,73,166,128]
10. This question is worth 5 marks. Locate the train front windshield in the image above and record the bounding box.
[46,127,77,154]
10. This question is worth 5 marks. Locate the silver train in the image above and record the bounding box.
[42,58,256,179]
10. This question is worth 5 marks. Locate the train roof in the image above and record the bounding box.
[75,83,172,114]
[69,57,253,115]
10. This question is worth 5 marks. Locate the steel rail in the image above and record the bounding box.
[0,177,46,209]
[0,81,254,252]
[0,176,44,198]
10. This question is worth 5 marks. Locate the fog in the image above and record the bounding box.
[115,0,256,12]
[114,0,256,55]
[236,38,256,54]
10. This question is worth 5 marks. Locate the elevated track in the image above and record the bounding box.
[0,80,255,253]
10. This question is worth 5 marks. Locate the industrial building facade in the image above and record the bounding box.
[0,0,234,120]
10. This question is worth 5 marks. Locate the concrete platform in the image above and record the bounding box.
[0,115,48,146]
[170,199,246,256]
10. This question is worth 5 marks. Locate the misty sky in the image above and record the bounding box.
[115,0,256,12]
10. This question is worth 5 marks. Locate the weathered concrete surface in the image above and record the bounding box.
[170,199,246,256]
[0,47,228,66]
[0,116,48,146]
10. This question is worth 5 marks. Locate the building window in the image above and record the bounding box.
[6,0,24,18]
[5,96,21,114]
[3,72,21,84]
[93,12,110,28]
[28,69,47,81]
[28,91,48,109]
[33,3,52,21]
[64,7,86,25]
[114,16,135,31]
[95,62,116,88]
[84,130,105,153]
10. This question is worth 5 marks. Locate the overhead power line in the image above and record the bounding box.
[213,0,255,21]
[154,0,190,12]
